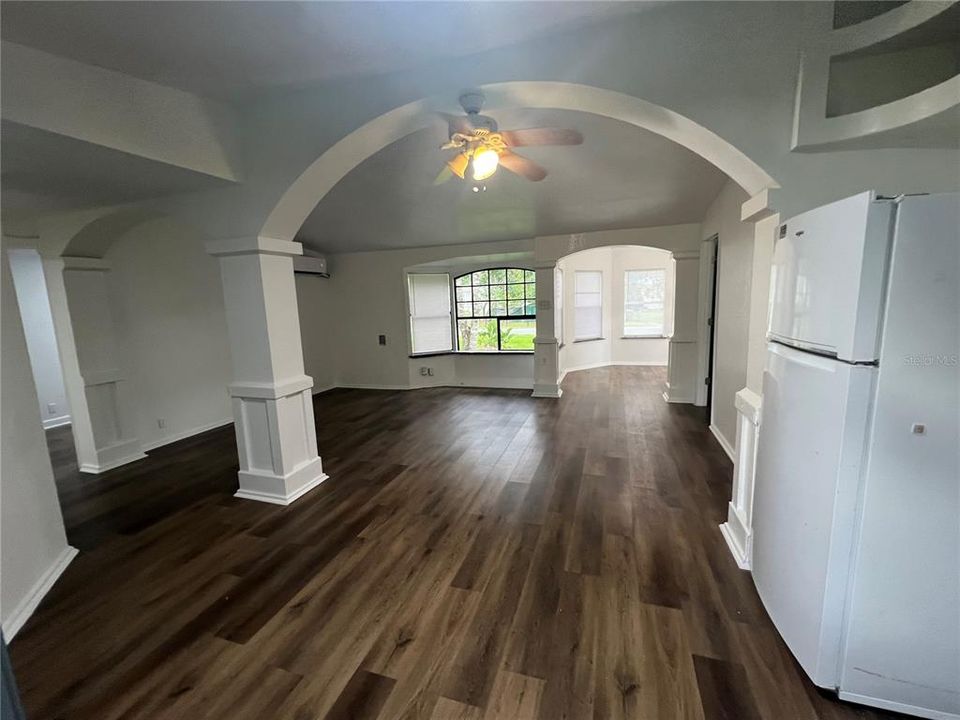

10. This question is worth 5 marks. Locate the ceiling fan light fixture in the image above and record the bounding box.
[471,147,499,181]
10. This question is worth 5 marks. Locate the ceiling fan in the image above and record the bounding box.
[435,92,583,185]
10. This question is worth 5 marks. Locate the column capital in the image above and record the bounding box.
[533,260,559,270]
[206,236,303,258]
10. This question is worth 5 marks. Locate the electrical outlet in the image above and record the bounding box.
[378,334,387,346]
[427,368,434,376]
[47,403,57,415]
[420,367,429,376]
[158,418,166,429]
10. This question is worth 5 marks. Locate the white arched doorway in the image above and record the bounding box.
[259,81,777,244]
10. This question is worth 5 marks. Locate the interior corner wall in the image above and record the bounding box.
[296,272,338,393]
[6,248,71,428]
[558,246,674,376]
[105,219,233,449]
[700,180,753,451]
[1,250,73,638]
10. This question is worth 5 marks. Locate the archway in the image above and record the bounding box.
[38,209,215,477]
[260,81,778,243]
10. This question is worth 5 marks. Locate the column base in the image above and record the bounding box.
[78,438,146,474]
[532,383,563,399]
[720,503,753,570]
[234,455,328,505]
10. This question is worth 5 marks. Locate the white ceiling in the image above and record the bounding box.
[0,2,650,101]
[298,109,728,253]
[0,121,233,214]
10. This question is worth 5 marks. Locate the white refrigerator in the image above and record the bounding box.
[752,191,959,720]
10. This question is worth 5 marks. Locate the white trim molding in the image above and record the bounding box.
[2,545,79,640]
[42,414,72,430]
[720,387,762,570]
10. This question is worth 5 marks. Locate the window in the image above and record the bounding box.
[408,273,453,354]
[623,269,666,337]
[574,270,602,340]
[555,268,563,347]
[454,268,536,352]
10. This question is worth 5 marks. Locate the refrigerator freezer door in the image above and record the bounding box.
[838,193,960,718]
[768,191,893,362]
[752,342,875,688]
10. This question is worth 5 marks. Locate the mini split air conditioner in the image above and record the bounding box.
[293,255,329,277]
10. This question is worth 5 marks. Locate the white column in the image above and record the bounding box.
[532,262,562,398]
[207,237,326,504]
[720,388,762,569]
[662,251,700,403]
[44,256,145,473]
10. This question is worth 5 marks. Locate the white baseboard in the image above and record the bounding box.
[337,383,411,391]
[837,692,959,720]
[532,383,563,398]
[719,519,752,570]
[710,424,735,462]
[311,384,337,396]
[79,451,147,474]
[42,415,72,430]
[234,472,329,505]
[2,545,79,640]
[141,418,233,452]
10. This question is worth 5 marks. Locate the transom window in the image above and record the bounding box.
[454,268,536,352]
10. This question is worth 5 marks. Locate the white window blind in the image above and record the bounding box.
[574,270,602,340]
[555,268,563,346]
[408,273,453,354]
[623,269,666,336]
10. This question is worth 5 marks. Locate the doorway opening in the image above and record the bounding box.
[704,234,720,422]
[6,248,80,487]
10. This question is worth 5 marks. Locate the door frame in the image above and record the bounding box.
[695,235,719,409]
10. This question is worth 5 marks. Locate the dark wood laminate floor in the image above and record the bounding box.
[12,367,904,720]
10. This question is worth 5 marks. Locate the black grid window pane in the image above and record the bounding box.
[453,268,537,352]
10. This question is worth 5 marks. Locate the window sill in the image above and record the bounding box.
[620,334,670,339]
[409,351,534,358]
[572,337,605,344]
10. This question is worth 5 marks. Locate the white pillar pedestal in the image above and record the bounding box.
[45,256,145,473]
[662,252,700,404]
[532,262,562,398]
[720,387,762,569]
[208,237,327,505]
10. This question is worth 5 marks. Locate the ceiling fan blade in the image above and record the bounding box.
[433,165,455,185]
[438,112,474,135]
[498,150,547,182]
[446,152,469,179]
[500,128,583,147]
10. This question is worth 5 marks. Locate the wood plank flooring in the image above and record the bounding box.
[11,367,906,719]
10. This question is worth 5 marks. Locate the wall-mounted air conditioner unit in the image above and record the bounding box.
[293,255,329,277]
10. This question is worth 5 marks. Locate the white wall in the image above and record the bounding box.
[7,247,71,428]
[295,238,538,391]
[1,249,74,638]
[105,219,233,450]
[558,245,675,375]
[701,180,753,451]
[296,272,338,393]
